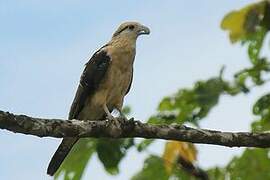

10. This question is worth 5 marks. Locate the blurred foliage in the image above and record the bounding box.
[234,58,270,92]
[131,156,169,180]
[252,93,270,132]
[136,139,154,152]
[54,1,270,180]
[208,1,270,179]
[221,1,270,64]
[148,74,239,126]
[122,106,131,115]
[55,139,96,180]
[96,138,134,175]
[132,155,195,180]
[136,1,270,179]
[208,149,270,180]
[226,149,270,179]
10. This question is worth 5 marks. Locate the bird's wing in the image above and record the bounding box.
[68,46,111,120]
[48,47,111,176]
[125,67,133,95]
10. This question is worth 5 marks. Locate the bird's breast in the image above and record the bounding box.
[105,52,134,106]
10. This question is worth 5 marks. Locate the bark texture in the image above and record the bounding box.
[1,110,270,148]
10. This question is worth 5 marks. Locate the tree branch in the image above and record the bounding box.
[1,110,270,148]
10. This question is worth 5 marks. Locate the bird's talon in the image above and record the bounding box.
[105,115,121,126]
[106,115,115,121]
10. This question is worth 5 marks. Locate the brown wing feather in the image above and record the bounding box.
[68,47,111,120]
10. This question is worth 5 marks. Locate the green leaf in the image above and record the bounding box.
[96,138,134,175]
[147,114,177,125]
[207,167,226,180]
[245,27,267,64]
[252,118,270,132]
[252,93,270,132]
[156,77,226,125]
[136,139,154,152]
[158,97,175,111]
[122,106,131,115]
[132,155,198,180]
[207,149,270,179]
[54,139,96,180]
[234,58,270,92]
[171,166,197,180]
[226,149,270,179]
[131,156,169,180]
[253,93,270,115]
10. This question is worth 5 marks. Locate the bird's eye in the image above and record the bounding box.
[128,25,135,30]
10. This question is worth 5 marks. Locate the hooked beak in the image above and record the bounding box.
[138,25,150,35]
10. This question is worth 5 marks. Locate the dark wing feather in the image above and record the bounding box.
[68,48,111,120]
[125,67,133,95]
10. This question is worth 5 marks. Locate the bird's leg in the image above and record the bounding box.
[116,108,129,122]
[103,104,114,121]
[103,104,123,129]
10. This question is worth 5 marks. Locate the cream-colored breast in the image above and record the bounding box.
[106,50,134,108]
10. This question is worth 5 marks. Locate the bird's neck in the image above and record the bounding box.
[108,35,136,69]
[110,35,137,51]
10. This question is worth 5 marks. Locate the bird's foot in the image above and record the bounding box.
[119,114,129,122]
[106,115,122,128]
[106,114,115,121]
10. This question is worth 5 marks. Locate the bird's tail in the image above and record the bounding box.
[47,138,78,176]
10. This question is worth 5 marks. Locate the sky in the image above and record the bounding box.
[1,0,268,179]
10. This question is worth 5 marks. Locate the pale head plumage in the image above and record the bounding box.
[112,21,150,38]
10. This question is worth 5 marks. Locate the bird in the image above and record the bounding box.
[47,21,150,176]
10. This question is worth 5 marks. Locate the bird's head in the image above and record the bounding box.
[112,22,150,39]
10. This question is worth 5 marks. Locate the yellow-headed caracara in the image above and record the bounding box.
[47,22,150,176]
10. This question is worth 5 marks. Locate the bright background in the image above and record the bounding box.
[1,0,267,179]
